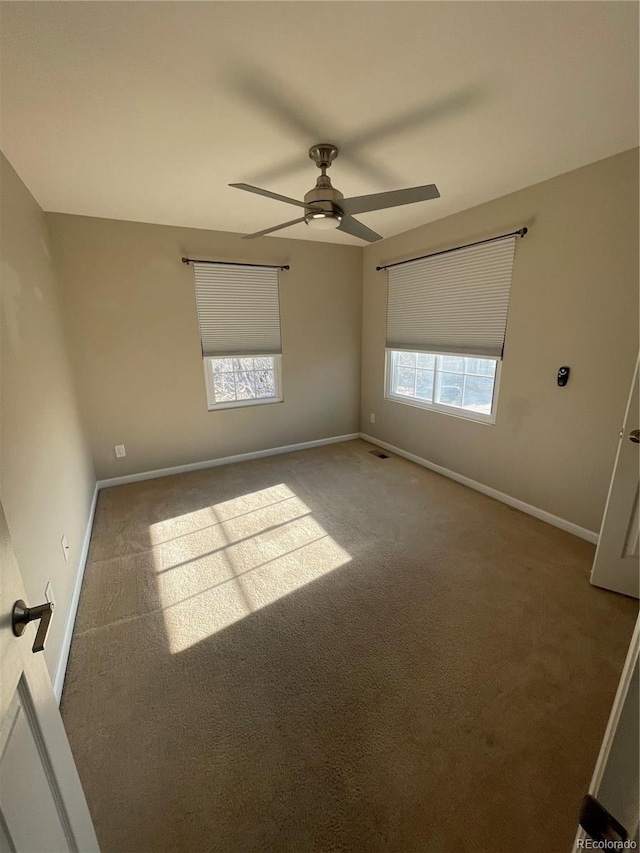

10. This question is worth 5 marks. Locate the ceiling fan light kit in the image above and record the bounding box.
[305,212,342,230]
[230,143,440,242]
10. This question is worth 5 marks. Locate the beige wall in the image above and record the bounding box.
[47,214,363,481]
[0,154,95,679]
[361,149,639,534]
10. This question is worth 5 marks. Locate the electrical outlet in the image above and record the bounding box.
[114,444,126,458]
[370,413,376,424]
[61,534,70,562]
[45,581,56,607]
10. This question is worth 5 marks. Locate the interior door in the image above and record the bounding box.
[0,500,99,852]
[591,356,639,598]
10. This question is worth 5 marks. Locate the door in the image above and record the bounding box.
[573,615,639,849]
[591,356,639,598]
[0,500,98,851]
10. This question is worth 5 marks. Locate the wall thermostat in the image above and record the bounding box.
[557,366,570,387]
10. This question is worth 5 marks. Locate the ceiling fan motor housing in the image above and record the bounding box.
[304,174,344,222]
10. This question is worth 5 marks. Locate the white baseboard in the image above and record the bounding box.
[53,481,99,704]
[97,433,361,489]
[360,433,599,544]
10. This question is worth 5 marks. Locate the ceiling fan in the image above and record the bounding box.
[230,144,440,242]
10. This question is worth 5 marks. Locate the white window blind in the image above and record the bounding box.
[386,235,517,358]
[192,263,282,357]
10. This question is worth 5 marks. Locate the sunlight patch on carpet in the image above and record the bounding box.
[151,484,352,653]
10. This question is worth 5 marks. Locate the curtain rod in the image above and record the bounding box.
[182,257,290,271]
[376,227,528,272]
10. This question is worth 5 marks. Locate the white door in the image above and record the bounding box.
[591,357,639,598]
[572,616,639,849]
[0,500,99,852]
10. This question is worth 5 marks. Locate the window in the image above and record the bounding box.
[204,355,282,410]
[386,350,500,423]
[384,234,517,424]
[191,262,283,411]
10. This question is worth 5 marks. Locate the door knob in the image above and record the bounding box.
[630,429,640,444]
[12,600,54,653]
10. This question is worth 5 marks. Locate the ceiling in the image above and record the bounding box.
[0,2,637,245]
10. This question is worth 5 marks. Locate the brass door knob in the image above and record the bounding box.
[629,429,640,444]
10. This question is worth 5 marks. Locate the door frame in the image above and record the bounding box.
[572,615,640,850]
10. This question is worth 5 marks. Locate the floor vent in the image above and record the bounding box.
[369,450,390,459]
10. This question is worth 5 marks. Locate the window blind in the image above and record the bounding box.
[386,235,517,358]
[192,263,282,357]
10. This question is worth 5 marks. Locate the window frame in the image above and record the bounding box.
[384,348,502,425]
[203,354,283,411]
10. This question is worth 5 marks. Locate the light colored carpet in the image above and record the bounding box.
[61,439,637,853]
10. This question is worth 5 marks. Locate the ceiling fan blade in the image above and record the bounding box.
[230,183,308,210]
[338,216,382,243]
[242,217,306,239]
[341,184,440,216]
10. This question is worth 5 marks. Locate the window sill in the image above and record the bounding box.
[207,397,283,412]
[385,393,496,425]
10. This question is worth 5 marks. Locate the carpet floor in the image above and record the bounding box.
[61,439,638,853]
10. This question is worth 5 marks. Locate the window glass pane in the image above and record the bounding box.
[416,353,435,370]
[397,351,417,368]
[436,372,463,408]
[255,370,275,398]
[415,369,434,401]
[462,375,494,412]
[235,371,257,400]
[208,355,279,406]
[213,373,236,402]
[387,350,498,420]
[394,366,416,396]
[212,357,234,374]
[236,357,255,371]
[464,357,496,378]
[440,355,464,373]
